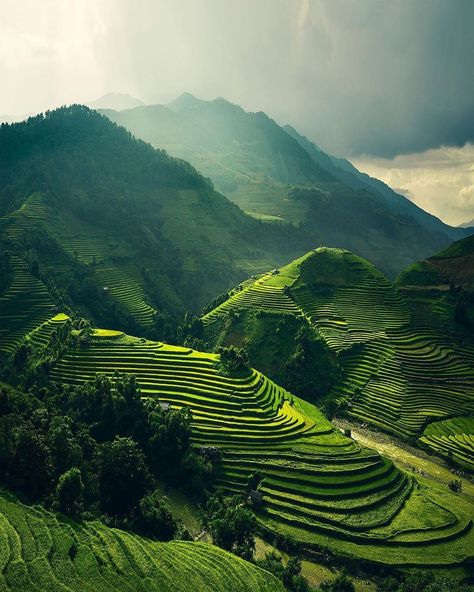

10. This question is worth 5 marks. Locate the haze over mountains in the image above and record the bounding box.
[87,92,145,111]
[100,93,470,278]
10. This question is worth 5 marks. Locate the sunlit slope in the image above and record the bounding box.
[48,329,473,566]
[202,248,474,455]
[0,490,283,592]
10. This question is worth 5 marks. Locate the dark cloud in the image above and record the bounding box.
[1,0,473,157]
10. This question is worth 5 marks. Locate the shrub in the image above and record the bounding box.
[216,346,250,374]
[448,479,462,493]
[56,467,84,515]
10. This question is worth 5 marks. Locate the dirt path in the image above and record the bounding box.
[333,418,474,499]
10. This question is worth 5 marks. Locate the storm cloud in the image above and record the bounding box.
[1,0,473,159]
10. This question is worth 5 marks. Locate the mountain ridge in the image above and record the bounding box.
[99,94,469,277]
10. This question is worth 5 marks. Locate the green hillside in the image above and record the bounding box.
[0,106,310,337]
[36,322,473,569]
[202,248,474,468]
[100,94,468,278]
[0,490,283,592]
[397,234,474,288]
[395,235,474,467]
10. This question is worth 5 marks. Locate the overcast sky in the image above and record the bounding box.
[1,0,473,224]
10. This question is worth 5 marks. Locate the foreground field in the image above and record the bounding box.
[0,490,283,592]
[44,323,473,569]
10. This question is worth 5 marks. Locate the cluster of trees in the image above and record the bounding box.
[255,553,313,592]
[216,345,250,374]
[0,373,215,540]
[375,572,470,592]
[283,326,339,403]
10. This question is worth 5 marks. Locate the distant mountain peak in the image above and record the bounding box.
[458,218,474,228]
[87,92,145,111]
[167,92,204,112]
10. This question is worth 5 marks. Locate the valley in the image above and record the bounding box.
[0,104,472,590]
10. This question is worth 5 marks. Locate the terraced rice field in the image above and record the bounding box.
[0,491,282,592]
[94,267,155,327]
[49,331,473,567]
[2,193,156,327]
[0,256,55,353]
[203,274,303,324]
[420,417,474,471]
[203,248,474,463]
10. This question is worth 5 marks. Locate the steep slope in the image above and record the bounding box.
[201,248,474,468]
[397,234,474,288]
[100,94,466,277]
[0,489,283,592]
[42,323,473,568]
[0,106,309,336]
[396,235,474,467]
[284,124,468,243]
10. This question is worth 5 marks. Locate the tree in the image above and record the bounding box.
[216,346,249,374]
[47,415,83,477]
[97,436,151,516]
[205,495,256,561]
[255,551,285,581]
[12,423,53,500]
[283,326,338,403]
[133,489,176,540]
[56,467,84,515]
[148,405,192,480]
[320,571,355,592]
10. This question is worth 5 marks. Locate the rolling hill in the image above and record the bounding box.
[0,246,472,570]
[0,106,311,337]
[396,235,474,467]
[201,247,474,471]
[0,489,283,592]
[2,312,467,570]
[100,93,470,278]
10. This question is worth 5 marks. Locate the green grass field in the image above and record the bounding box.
[0,489,283,592]
[46,328,473,569]
[420,417,474,471]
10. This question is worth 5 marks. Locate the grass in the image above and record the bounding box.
[420,417,474,471]
[48,329,474,568]
[0,489,283,592]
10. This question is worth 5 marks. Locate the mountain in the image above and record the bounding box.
[458,217,474,228]
[0,489,283,592]
[396,233,474,340]
[201,247,474,470]
[397,233,474,288]
[99,93,469,277]
[88,92,145,111]
[283,125,467,242]
[0,105,309,339]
